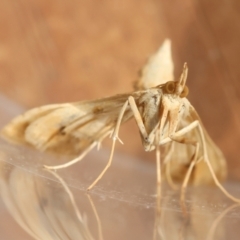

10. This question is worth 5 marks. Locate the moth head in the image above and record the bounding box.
[163,63,189,98]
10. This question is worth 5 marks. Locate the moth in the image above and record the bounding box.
[1,40,239,202]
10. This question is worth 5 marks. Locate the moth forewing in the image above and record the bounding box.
[134,38,174,90]
[1,104,68,145]
[1,94,133,156]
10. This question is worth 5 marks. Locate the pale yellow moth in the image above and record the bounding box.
[1,40,239,202]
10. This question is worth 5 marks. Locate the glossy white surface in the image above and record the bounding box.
[0,95,240,240]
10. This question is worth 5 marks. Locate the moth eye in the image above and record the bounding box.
[180,86,189,98]
[164,81,176,94]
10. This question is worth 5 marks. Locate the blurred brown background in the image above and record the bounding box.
[0,0,240,179]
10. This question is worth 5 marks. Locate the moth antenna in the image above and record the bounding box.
[176,62,188,96]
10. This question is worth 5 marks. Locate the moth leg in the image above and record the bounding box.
[180,143,201,202]
[128,96,148,140]
[156,130,164,215]
[156,145,161,185]
[163,143,179,190]
[44,142,97,170]
[44,130,111,170]
[87,100,129,191]
[196,123,240,203]
[167,132,201,201]
[128,96,163,187]
[129,96,175,200]
[163,120,240,203]
[160,121,199,146]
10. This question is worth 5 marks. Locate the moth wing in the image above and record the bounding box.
[185,101,227,184]
[134,38,174,90]
[1,94,132,155]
